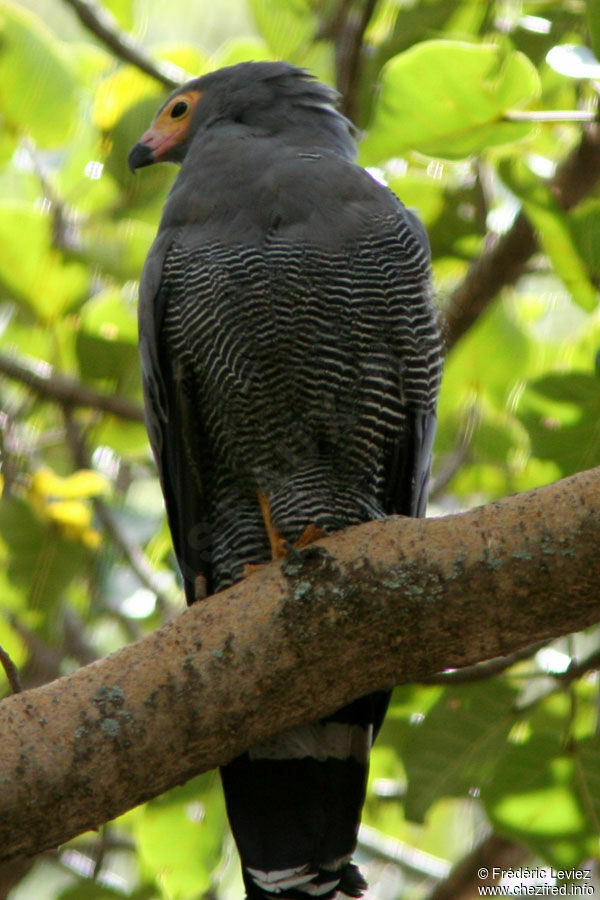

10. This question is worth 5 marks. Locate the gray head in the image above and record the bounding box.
[128,61,356,171]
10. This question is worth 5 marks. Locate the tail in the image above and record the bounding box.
[220,691,390,899]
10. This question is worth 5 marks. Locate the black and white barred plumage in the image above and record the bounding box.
[130,61,442,899]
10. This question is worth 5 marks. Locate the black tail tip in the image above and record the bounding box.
[339,863,368,898]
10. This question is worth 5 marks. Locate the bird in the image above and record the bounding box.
[129,60,442,900]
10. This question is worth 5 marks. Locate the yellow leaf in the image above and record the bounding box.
[45,500,92,531]
[81,527,102,550]
[62,469,110,499]
[94,66,158,130]
[31,467,109,500]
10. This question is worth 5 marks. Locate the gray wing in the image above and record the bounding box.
[138,228,215,603]
[381,205,441,518]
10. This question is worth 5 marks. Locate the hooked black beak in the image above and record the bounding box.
[128,142,156,172]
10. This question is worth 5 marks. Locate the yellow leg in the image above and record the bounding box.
[293,522,327,548]
[257,491,288,560]
[242,493,327,578]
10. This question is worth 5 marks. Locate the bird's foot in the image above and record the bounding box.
[243,523,327,578]
[293,522,327,548]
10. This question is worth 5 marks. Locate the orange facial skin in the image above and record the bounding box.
[139,89,203,162]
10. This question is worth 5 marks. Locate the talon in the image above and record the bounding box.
[283,540,303,564]
[249,491,328,576]
[294,523,327,548]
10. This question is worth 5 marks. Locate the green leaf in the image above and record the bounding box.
[482,734,596,867]
[248,0,314,59]
[55,130,120,215]
[402,681,519,822]
[215,36,273,68]
[134,773,227,899]
[76,289,139,381]
[79,219,155,282]
[89,417,148,456]
[516,372,600,476]
[94,66,162,132]
[501,160,598,312]
[439,299,532,412]
[574,737,600,830]
[0,0,77,146]
[0,201,88,320]
[247,0,331,77]
[103,0,134,31]
[360,41,540,162]
[0,497,92,615]
[569,199,600,283]
[523,206,598,313]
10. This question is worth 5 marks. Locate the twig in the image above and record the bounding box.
[443,122,600,350]
[61,0,184,89]
[22,138,81,254]
[558,649,600,685]
[424,644,600,691]
[358,823,450,880]
[0,353,145,423]
[5,615,64,688]
[0,643,22,694]
[421,641,547,686]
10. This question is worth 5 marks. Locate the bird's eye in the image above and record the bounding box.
[171,101,189,119]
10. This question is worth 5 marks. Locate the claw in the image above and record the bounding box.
[283,540,303,564]
[243,492,328,578]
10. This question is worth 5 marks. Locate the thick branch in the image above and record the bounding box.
[0,353,145,423]
[443,122,600,350]
[1,466,599,862]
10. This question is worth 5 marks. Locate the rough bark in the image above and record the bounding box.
[1,466,599,862]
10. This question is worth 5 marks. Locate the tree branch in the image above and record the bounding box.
[0,353,145,423]
[443,122,600,351]
[0,644,22,694]
[332,0,379,122]
[61,0,183,89]
[420,641,547,686]
[1,466,599,862]
[426,833,528,900]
